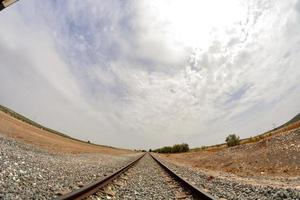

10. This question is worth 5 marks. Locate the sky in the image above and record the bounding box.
[0,0,300,149]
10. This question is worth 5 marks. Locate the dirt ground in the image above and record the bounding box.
[161,128,300,178]
[0,111,132,155]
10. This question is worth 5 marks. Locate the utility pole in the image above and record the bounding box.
[0,0,19,11]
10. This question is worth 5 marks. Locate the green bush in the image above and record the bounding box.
[153,143,189,153]
[200,145,207,150]
[225,134,240,147]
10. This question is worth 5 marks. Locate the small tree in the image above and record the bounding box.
[200,145,207,150]
[153,143,190,153]
[226,134,240,147]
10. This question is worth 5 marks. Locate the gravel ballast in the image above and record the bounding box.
[158,155,300,200]
[93,153,195,200]
[0,133,137,199]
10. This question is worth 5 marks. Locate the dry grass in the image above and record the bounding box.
[0,110,132,155]
[162,127,300,177]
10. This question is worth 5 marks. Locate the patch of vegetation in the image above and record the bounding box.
[153,143,189,153]
[191,145,207,152]
[225,134,240,147]
[272,113,300,131]
[134,149,147,152]
[200,145,207,150]
[191,113,300,152]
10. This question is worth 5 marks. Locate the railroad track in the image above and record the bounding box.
[56,153,216,200]
[150,154,216,200]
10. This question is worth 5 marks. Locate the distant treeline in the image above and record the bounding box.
[153,143,189,153]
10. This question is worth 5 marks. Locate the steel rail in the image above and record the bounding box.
[150,153,217,200]
[56,153,145,200]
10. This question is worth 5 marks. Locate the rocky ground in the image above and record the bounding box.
[156,154,300,200]
[162,128,300,178]
[158,128,300,200]
[0,133,138,200]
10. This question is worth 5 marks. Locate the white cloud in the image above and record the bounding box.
[0,0,299,149]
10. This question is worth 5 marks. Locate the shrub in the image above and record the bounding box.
[200,145,207,150]
[249,137,256,143]
[172,143,189,153]
[153,143,189,153]
[225,134,240,147]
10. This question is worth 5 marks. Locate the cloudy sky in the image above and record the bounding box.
[0,0,300,149]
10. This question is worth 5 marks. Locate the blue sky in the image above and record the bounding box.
[0,0,300,149]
